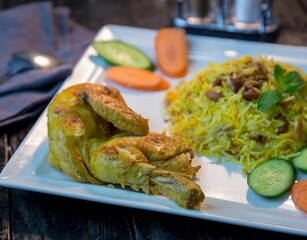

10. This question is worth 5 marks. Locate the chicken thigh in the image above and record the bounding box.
[47,83,204,208]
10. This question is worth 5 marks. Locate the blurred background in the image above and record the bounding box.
[1,0,306,46]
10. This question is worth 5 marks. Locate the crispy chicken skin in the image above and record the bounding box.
[80,85,149,136]
[47,83,204,209]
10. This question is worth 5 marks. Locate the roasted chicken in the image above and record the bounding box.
[47,83,204,208]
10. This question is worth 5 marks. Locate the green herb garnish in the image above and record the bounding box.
[257,64,306,111]
[257,90,282,111]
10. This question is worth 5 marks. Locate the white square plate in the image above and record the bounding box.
[1,25,307,236]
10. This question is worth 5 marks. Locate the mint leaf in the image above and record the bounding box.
[256,64,305,111]
[282,71,306,93]
[274,64,285,89]
[257,90,282,111]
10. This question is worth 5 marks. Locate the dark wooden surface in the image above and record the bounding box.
[1,1,307,239]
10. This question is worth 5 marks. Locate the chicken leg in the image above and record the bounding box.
[47,83,204,208]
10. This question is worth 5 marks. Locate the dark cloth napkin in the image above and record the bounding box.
[0,2,95,131]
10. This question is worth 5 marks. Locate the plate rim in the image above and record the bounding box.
[1,24,307,237]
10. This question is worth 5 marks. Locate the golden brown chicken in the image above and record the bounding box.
[47,83,204,209]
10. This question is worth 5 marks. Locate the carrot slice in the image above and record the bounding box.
[291,180,307,214]
[153,78,170,91]
[105,66,169,91]
[155,28,188,78]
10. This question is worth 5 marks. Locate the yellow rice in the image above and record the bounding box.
[164,56,307,173]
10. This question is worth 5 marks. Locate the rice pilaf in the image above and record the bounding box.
[164,56,307,173]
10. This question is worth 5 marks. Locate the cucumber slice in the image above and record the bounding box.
[92,40,155,70]
[292,147,307,173]
[247,158,296,197]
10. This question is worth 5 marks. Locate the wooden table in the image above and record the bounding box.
[1,0,307,239]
